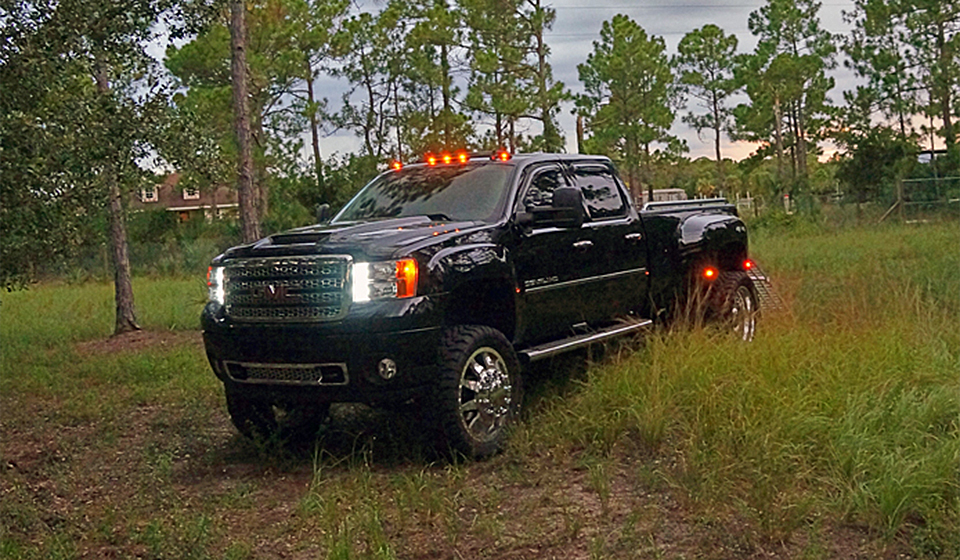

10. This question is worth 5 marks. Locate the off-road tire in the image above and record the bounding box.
[225,389,330,442]
[710,271,759,341]
[434,325,522,460]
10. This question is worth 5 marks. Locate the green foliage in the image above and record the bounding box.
[0,0,170,289]
[577,15,676,200]
[836,127,917,203]
[674,24,739,171]
[733,0,837,190]
[461,0,567,153]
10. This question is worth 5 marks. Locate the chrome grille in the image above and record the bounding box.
[223,256,351,323]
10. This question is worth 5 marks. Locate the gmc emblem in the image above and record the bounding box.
[262,284,287,302]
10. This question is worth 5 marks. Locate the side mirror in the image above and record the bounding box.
[552,187,586,228]
[315,203,331,224]
[517,187,586,230]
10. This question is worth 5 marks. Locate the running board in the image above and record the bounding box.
[518,319,653,363]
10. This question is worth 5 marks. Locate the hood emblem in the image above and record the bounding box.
[263,284,287,302]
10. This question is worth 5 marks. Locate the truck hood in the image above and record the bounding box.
[220,216,486,261]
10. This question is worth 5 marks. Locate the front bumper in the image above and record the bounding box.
[201,295,445,405]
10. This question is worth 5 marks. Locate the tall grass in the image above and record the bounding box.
[525,221,959,551]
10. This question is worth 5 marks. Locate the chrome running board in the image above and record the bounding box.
[519,319,653,363]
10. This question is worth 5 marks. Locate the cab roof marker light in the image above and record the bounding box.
[426,154,437,166]
[391,160,403,171]
[442,153,452,164]
[492,150,511,162]
[457,151,469,164]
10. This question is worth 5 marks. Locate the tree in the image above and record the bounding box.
[328,10,400,158]
[521,0,567,152]
[577,15,675,203]
[842,0,920,139]
[736,0,836,186]
[402,0,473,153]
[285,0,348,202]
[836,127,916,205]
[899,0,959,168]
[230,0,261,242]
[463,0,532,151]
[674,24,740,186]
[0,0,171,334]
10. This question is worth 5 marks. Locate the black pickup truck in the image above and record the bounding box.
[202,152,759,458]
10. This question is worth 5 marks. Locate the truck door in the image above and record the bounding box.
[570,162,649,322]
[513,163,591,344]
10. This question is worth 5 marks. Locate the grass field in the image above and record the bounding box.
[1,220,957,559]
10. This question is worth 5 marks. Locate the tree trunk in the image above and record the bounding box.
[644,142,653,205]
[773,93,785,188]
[95,63,139,336]
[253,114,269,219]
[230,0,261,243]
[576,115,584,154]
[712,91,724,188]
[533,2,560,151]
[393,79,403,163]
[440,40,452,146]
[305,64,325,201]
[935,20,955,150]
[795,99,808,181]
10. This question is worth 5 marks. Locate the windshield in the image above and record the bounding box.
[332,163,514,223]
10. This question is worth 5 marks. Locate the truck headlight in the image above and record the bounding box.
[352,259,418,303]
[207,266,225,304]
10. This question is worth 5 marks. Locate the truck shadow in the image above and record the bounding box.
[201,343,633,472]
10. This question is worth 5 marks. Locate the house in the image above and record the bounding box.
[130,173,238,222]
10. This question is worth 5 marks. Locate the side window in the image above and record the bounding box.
[522,166,566,210]
[574,166,627,220]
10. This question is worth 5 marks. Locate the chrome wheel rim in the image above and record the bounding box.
[730,284,757,341]
[458,347,513,442]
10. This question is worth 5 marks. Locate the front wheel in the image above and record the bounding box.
[225,389,330,442]
[433,326,522,460]
[711,272,759,342]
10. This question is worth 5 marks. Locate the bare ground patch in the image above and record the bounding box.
[74,329,203,356]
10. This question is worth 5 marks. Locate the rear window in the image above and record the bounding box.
[333,163,514,223]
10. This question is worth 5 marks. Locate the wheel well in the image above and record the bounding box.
[445,280,516,341]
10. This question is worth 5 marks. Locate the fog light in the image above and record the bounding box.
[378,358,397,380]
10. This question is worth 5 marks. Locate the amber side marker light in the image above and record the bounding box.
[703,266,718,280]
[396,259,418,298]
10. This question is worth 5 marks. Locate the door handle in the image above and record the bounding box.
[573,240,593,250]
[624,232,642,241]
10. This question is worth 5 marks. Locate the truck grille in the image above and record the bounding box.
[223,256,351,323]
